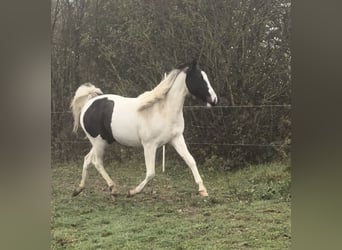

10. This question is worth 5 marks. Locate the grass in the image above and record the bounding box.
[51,160,290,249]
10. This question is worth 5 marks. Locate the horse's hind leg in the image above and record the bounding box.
[128,144,157,196]
[92,141,118,196]
[72,141,118,197]
[72,148,94,196]
[171,135,208,197]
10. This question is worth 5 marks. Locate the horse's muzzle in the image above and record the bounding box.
[206,96,218,107]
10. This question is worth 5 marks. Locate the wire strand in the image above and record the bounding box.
[51,104,291,114]
[52,105,291,148]
[54,140,290,148]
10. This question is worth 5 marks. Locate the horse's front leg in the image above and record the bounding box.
[171,135,208,197]
[128,143,157,196]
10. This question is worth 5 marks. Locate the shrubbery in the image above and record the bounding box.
[51,0,291,167]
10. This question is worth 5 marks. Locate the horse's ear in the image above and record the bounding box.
[189,59,197,71]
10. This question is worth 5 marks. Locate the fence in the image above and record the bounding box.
[51,104,291,169]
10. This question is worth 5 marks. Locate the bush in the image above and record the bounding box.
[51,0,291,167]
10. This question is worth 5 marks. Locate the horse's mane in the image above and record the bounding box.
[137,69,182,111]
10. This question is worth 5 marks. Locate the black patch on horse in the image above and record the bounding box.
[83,97,115,144]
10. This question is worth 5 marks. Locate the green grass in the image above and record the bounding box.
[51,160,290,249]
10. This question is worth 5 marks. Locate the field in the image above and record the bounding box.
[51,160,291,249]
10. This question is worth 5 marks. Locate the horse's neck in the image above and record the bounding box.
[164,72,188,117]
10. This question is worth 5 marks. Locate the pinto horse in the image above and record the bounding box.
[70,60,218,197]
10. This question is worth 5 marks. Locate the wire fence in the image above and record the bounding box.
[51,104,291,166]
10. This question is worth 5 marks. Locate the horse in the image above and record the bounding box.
[70,60,218,197]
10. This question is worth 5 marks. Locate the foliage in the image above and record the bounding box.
[51,160,290,249]
[51,0,291,166]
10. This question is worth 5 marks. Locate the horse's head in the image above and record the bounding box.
[183,59,218,107]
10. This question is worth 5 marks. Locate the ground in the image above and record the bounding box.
[51,160,290,249]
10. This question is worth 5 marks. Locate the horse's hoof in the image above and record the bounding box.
[109,185,119,197]
[198,189,209,197]
[110,189,119,197]
[127,190,135,197]
[72,187,84,197]
[111,192,119,197]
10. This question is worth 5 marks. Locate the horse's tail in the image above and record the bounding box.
[70,83,103,133]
